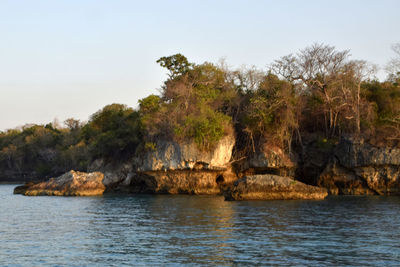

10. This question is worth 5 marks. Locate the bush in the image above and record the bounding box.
[174,108,232,150]
[139,56,236,150]
[82,104,143,160]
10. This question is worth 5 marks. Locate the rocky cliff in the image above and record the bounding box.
[135,135,235,171]
[318,139,400,195]
[131,136,237,194]
[14,135,400,197]
[87,135,238,195]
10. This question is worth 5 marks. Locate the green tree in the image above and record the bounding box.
[240,73,298,152]
[142,57,235,150]
[82,104,143,160]
[157,53,194,78]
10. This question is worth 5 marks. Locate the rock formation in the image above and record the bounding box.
[14,170,105,196]
[121,136,237,194]
[224,174,328,200]
[14,134,400,198]
[318,139,400,195]
[85,135,238,195]
[135,135,235,171]
[240,144,297,177]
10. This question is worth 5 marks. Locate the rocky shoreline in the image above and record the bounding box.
[12,135,400,200]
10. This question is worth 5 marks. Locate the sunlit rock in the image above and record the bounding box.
[13,170,105,196]
[135,135,235,171]
[224,174,328,201]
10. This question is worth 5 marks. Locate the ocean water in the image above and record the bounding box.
[1,184,400,266]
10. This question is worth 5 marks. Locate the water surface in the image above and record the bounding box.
[1,185,400,266]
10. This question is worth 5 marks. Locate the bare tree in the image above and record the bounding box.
[385,43,400,82]
[346,60,377,135]
[64,118,81,131]
[272,43,351,137]
[229,65,265,93]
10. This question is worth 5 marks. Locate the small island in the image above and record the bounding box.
[4,44,400,200]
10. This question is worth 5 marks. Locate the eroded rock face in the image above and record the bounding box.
[86,135,238,195]
[13,170,106,196]
[224,174,328,201]
[113,135,238,194]
[123,168,238,195]
[335,139,400,167]
[240,144,296,177]
[318,139,400,195]
[296,138,335,186]
[135,135,235,172]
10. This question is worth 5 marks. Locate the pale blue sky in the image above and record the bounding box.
[1,0,399,130]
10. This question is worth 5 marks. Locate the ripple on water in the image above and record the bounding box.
[1,186,400,266]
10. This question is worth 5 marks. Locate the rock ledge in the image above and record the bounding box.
[14,170,105,196]
[224,174,328,201]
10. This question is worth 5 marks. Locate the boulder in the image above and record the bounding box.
[224,174,328,201]
[13,170,106,196]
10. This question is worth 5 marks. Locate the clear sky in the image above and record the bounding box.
[1,0,399,130]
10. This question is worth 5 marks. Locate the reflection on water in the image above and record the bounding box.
[83,195,237,266]
[1,185,400,266]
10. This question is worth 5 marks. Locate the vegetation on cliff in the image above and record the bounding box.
[1,43,399,181]
[140,54,235,150]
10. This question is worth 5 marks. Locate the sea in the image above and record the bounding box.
[1,184,400,266]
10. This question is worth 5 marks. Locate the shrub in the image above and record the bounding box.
[82,104,143,160]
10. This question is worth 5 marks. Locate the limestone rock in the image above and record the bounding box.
[224,174,328,201]
[13,182,35,194]
[135,135,235,172]
[241,144,296,177]
[318,161,376,195]
[13,170,106,196]
[121,135,237,194]
[335,139,400,168]
[124,167,238,195]
[318,139,400,195]
[88,159,135,190]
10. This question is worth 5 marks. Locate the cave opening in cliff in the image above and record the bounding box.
[216,175,224,184]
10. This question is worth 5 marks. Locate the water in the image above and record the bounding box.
[1,185,400,266]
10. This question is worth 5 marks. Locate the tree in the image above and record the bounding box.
[344,60,377,135]
[64,118,81,131]
[138,94,164,139]
[140,56,235,150]
[364,80,400,143]
[386,43,400,84]
[271,43,372,138]
[157,54,194,78]
[240,73,298,152]
[82,104,143,160]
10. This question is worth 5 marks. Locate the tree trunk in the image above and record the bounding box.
[356,83,361,136]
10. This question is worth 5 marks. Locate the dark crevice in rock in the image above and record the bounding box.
[216,175,224,184]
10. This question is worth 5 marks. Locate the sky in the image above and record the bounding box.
[0,0,399,131]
